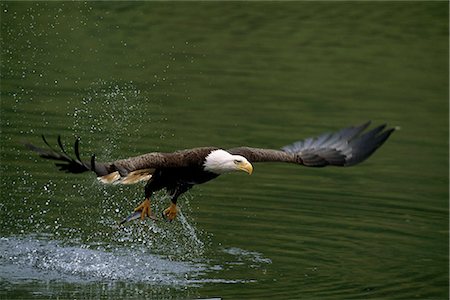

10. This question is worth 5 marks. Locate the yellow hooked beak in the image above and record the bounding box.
[238,161,253,175]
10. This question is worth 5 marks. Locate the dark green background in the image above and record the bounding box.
[1,2,448,299]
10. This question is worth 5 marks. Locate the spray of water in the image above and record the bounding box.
[67,80,207,257]
[71,79,147,159]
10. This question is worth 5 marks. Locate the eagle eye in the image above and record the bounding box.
[234,159,242,164]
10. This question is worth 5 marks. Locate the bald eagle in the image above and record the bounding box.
[26,121,395,224]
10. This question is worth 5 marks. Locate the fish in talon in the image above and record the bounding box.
[120,209,158,225]
[120,211,142,225]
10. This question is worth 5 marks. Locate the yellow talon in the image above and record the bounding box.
[163,203,178,221]
[120,197,158,224]
[134,198,151,220]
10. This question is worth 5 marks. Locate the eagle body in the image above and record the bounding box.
[26,121,396,223]
[144,164,219,198]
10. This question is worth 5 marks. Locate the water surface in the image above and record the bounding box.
[1,2,448,299]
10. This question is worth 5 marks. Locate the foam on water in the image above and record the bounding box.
[0,235,205,285]
[0,235,270,287]
[222,247,273,266]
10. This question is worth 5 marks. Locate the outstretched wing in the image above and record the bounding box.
[26,121,395,183]
[229,121,396,167]
[25,136,215,184]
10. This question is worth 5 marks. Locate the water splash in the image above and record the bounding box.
[84,187,209,261]
[70,80,149,159]
[222,247,273,266]
[17,81,208,262]
[0,235,205,285]
[0,235,265,287]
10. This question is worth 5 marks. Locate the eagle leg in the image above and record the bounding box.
[119,198,157,224]
[162,203,178,222]
[134,198,152,220]
[162,184,191,222]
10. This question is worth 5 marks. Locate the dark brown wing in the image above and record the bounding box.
[25,136,216,182]
[227,147,299,163]
[107,147,217,175]
[229,121,396,167]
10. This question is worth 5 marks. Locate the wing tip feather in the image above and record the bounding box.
[282,121,395,167]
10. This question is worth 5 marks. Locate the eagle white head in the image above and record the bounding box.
[203,149,253,175]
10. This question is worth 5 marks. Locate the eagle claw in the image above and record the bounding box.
[162,203,178,222]
[119,198,158,224]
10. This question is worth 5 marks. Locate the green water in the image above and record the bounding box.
[1,2,448,299]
